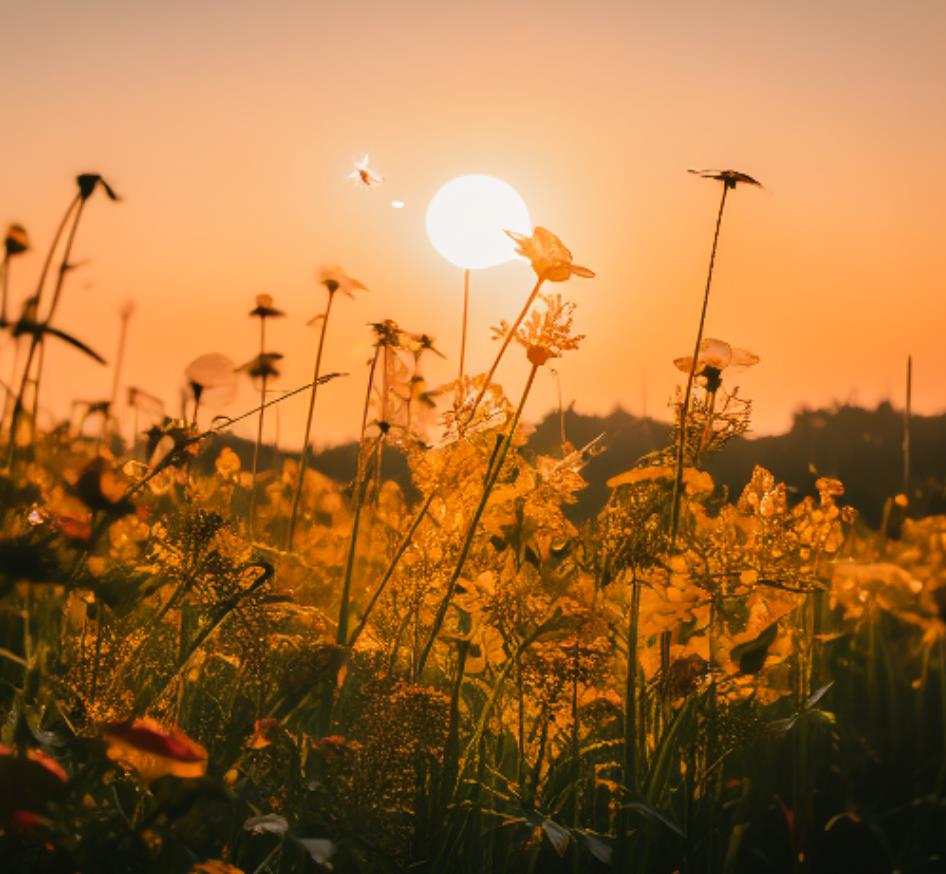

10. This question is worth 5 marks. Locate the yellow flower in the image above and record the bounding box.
[319,265,367,297]
[504,227,595,282]
[674,338,759,378]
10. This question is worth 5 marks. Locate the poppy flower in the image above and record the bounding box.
[673,338,759,391]
[4,223,28,257]
[688,168,762,189]
[319,265,367,298]
[103,717,208,782]
[504,227,595,282]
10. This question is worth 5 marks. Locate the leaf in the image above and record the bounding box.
[730,622,779,674]
[244,813,289,835]
[805,682,833,709]
[623,799,686,838]
[579,831,613,865]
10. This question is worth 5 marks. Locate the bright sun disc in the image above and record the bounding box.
[425,175,531,270]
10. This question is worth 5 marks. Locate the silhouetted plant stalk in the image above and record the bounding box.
[1,225,29,423]
[104,302,134,443]
[664,169,760,684]
[8,174,119,464]
[287,268,364,550]
[417,361,540,675]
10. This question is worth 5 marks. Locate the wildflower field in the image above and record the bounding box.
[1,171,945,874]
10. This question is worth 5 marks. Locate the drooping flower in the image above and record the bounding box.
[347,153,383,190]
[76,172,121,201]
[4,224,29,257]
[103,718,208,782]
[688,168,762,189]
[504,227,595,283]
[673,338,759,391]
[319,265,368,298]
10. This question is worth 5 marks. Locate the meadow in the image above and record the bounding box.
[1,171,944,874]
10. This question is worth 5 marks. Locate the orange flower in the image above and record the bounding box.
[4,224,29,257]
[103,718,208,782]
[319,265,367,297]
[504,227,594,282]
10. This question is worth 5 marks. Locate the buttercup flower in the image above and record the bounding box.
[504,227,595,282]
[319,265,368,298]
[249,293,285,319]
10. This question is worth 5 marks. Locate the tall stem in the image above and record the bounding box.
[668,183,729,549]
[249,316,268,534]
[417,363,539,675]
[903,355,912,497]
[465,277,543,425]
[458,268,470,382]
[105,306,133,443]
[287,290,335,550]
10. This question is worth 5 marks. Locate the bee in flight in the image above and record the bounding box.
[348,154,383,190]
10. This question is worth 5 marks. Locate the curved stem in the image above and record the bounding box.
[465,277,543,425]
[417,363,539,675]
[668,183,729,550]
[287,290,335,550]
[458,268,470,382]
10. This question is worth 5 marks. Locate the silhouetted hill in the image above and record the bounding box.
[210,402,946,527]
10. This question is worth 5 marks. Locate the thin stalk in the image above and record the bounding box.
[249,315,268,534]
[417,363,539,675]
[347,488,436,648]
[668,182,729,550]
[458,268,470,381]
[0,254,8,327]
[105,305,133,443]
[903,355,912,497]
[287,290,336,549]
[7,193,83,462]
[465,278,543,425]
[335,359,384,645]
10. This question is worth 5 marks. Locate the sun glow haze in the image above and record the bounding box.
[425,175,531,270]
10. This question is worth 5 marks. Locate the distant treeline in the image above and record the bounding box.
[208,402,945,527]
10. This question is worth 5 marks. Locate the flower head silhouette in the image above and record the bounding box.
[504,227,595,282]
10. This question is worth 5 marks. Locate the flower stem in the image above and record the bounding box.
[459,268,470,382]
[465,277,543,425]
[287,290,335,550]
[249,316,268,535]
[417,362,539,675]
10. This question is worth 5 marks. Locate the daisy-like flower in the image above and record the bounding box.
[688,168,762,189]
[238,351,283,380]
[185,353,238,408]
[508,293,584,367]
[4,224,28,257]
[249,293,285,319]
[347,153,383,190]
[673,338,759,391]
[319,265,368,298]
[504,227,595,283]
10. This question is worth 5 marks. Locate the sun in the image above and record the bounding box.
[425,175,531,270]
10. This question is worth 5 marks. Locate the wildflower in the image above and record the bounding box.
[76,172,121,201]
[504,293,584,367]
[237,352,283,380]
[348,153,383,190]
[320,265,367,298]
[4,223,28,257]
[103,718,208,782]
[249,293,285,319]
[688,168,762,189]
[673,338,759,391]
[504,226,595,282]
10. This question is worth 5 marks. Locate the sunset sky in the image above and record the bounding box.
[2,0,944,448]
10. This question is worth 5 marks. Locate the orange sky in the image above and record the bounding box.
[2,0,945,448]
